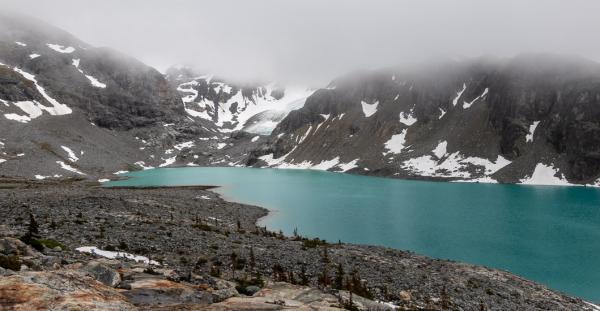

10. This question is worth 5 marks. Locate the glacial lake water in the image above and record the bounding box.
[107,167,600,302]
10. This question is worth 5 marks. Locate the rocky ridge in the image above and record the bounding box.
[249,55,600,186]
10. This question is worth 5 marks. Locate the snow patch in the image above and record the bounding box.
[520,163,571,186]
[86,75,107,88]
[312,157,341,170]
[61,146,79,162]
[47,43,75,53]
[399,110,417,126]
[337,159,359,172]
[35,174,62,180]
[361,101,378,117]
[15,41,27,47]
[76,246,160,265]
[159,156,176,167]
[432,141,447,158]
[251,136,260,142]
[29,54,40,59]
[452,83,467,106]
[72,59,106,88]
[56,161,85,175]
[438,108,446,119]
[98,179,110,183]
[12,67,72,115]
[403,152,511,179]
[174,141,194,150]
[384,129,407,154]
[463,88,489,109]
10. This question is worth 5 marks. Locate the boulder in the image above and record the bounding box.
[120,277,211,306]
[83,261,122,287]
[0,270,135,310]
[0,237,39,257]
[244,285,261,296]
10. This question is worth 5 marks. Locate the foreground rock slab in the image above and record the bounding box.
[0,270,136,310]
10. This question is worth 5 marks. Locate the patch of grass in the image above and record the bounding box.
[302,238,328,249]
[38,239,66,250]
[19,235,44,251]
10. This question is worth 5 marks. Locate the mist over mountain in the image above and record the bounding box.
[3,0,600,85]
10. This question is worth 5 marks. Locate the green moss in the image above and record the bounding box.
[38,239,66,250]
[302,238,328,248]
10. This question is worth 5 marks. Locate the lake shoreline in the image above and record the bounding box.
[0,177,597,310]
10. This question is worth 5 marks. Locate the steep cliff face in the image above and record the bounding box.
[249,55,600,186]
[0,13,184,130]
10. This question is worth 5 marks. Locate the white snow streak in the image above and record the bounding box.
[56,161,85,175]
[12,67,72,115]
[72,59,107,88]
[47,43,75,53]
[463,88,489,109]
[526,121,540,143]
[452,83,467,106]
[61,146,79,162]
[438,108,446,119]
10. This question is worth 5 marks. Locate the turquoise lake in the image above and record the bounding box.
[107,167,600,302]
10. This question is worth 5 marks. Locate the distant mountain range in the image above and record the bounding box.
[248,55,600,186]
[1,13,600,187]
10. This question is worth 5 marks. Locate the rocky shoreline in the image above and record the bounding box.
[0,178,598,310]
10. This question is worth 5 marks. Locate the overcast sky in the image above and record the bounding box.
[3,0,600,85]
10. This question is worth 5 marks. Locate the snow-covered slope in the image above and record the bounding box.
[248,55,600,187]
[166,67,314,135]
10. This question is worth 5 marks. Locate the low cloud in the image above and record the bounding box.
[3,0,600,86]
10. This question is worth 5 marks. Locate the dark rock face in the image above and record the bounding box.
[0,14,184,130]
[250,55,600,185]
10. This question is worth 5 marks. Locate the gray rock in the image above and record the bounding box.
[0,237,39,257]
[245,285,261,296]
[83,261,122,287]
[212,287,239,302]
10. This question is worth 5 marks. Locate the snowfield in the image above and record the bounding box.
[76,246,160,265]
[520,163,571,186]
